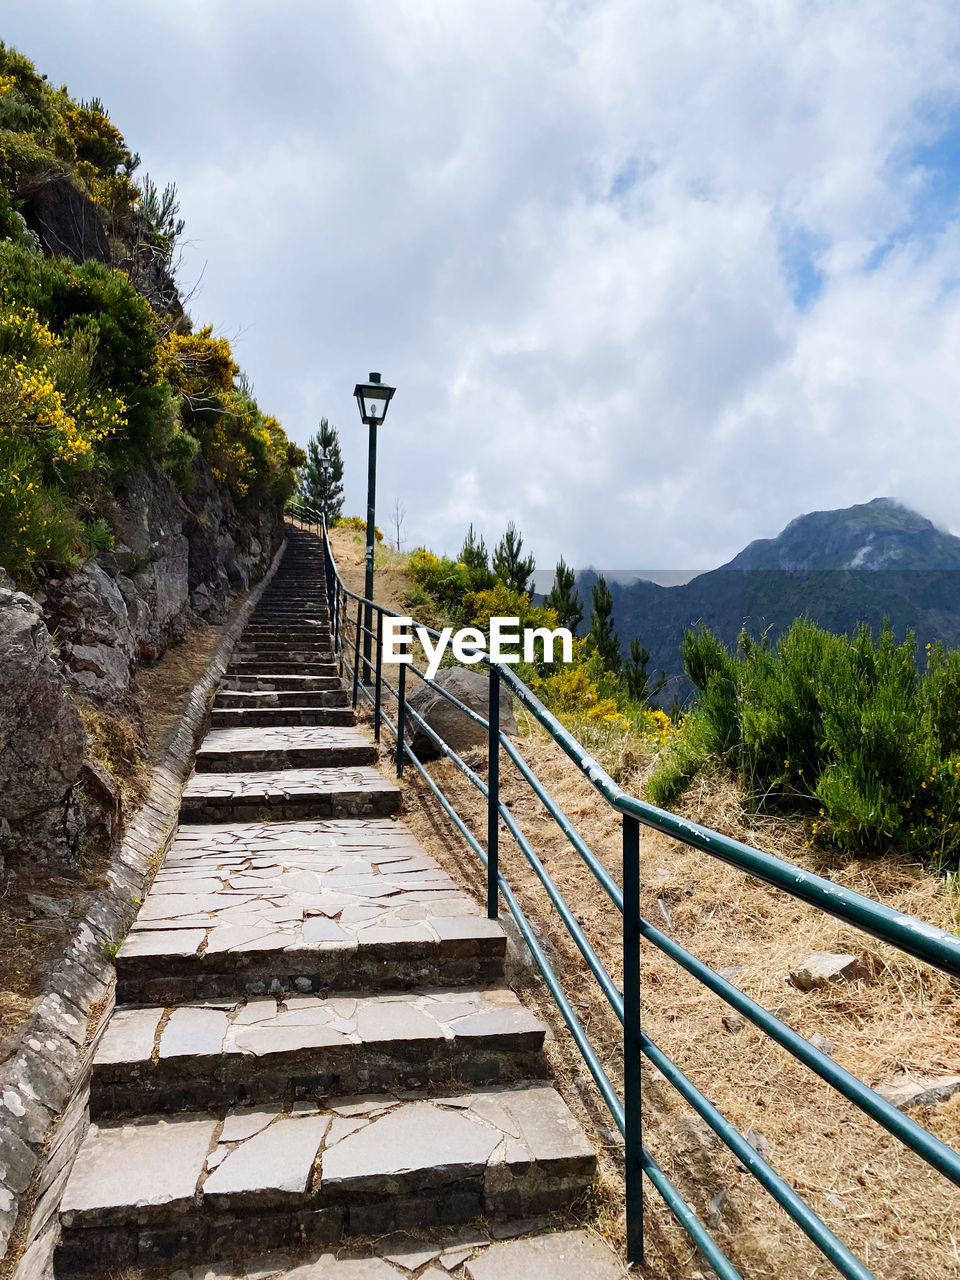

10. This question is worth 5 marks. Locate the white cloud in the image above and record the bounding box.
[6,0,960,568]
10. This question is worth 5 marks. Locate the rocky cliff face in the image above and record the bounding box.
[0,455,284,878]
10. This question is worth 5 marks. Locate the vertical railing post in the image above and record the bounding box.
[623,813,643,1264]
[373,611,383,743]
[351,599,362,709]
[338,587,345,679]
[486,667,500,919]
[396,659,406,776]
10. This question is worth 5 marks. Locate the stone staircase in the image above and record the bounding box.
[54,527,618,1279]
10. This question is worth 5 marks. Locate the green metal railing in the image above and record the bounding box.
[288,503,960,1278]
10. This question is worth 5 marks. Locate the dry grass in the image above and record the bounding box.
[329,523,960,1280]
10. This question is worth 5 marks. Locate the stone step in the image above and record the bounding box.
[90,986,548,1116]
[210,707,355,729]
[249,617,332,628]
[238,637,334,650]
[178,766,400,825]
[213,689,349,709]
[115,817,503,1003]
[233,647,335,661]
[257,597,329,605]
[241,629,335,640]
[94,1230,628,1279]
[253,609,331,619]
[56,1084,596,1274]
[194,726,378,773]
[220,674,343,692]
[226,660,339,676]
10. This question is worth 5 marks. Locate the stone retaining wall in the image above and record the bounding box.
[0,541,286,1280]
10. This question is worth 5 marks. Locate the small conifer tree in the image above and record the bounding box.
[459,523,496,589]
[492,521,536,595]
[623,635,667,704]
[544,557,583,632]
[459,523,489,571]
[299,418,344,523]
[588,574,621,672]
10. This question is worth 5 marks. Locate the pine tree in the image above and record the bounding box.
[623,635,667,705]
[459,524,496,589]
[459,524,489,572]
[588,574,621,672]
[544,557,583,632]
[298,419,344,523]
[492,522,536,595]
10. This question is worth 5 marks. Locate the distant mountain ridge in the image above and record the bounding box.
[576,498,960,705]
[724,498,960,572]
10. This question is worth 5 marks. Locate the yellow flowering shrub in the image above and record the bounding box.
[158,327,238,398]
[341,515,384,541]
[0,44,304,582]
[532,662,625,724]
[0,298,128,578]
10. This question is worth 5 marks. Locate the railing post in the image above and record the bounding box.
[486,667,500,920]
[351,599,362,709]
[373,611,383,743]
[623,813,643,1264]
[396,659,406,777]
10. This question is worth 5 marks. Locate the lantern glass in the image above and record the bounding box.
[353,372,396,426]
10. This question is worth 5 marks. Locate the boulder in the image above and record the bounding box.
[44,563,136,701]
[0,588,87,871]
[20,174,110,264]
[407,668,518,761]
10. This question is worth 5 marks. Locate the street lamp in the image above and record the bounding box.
[318,447,332,524]
[353,372,396,682]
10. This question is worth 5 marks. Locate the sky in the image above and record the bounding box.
[6,0,960,570]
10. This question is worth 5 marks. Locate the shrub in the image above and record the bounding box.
[647,617,960,865]
[333,514,380,538]
[0,44,304,584]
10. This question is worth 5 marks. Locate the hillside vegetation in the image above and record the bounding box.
[0,43,303,585]
[650,620,960,868]
[357,521,960,874]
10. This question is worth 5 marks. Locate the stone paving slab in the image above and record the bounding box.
[463,1230,626,1278]
[115,820,505,1001]
[178,768,401,823]
[195,727,377,773]
[91,987,547,1114]
[57,1085,596,1269]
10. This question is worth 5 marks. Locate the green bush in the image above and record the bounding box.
[648,618,960,865]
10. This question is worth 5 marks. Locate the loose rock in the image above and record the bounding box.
[875,1073,960,1110]
[788,952,871,991]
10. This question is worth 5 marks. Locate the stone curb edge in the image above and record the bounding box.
[0,538,288,1280]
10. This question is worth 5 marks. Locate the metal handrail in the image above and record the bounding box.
[306,516,960,1279]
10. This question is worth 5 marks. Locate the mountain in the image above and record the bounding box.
[580,499,960,705]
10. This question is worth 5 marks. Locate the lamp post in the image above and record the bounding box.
[318,448,331,524]
[353,372,396,682]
